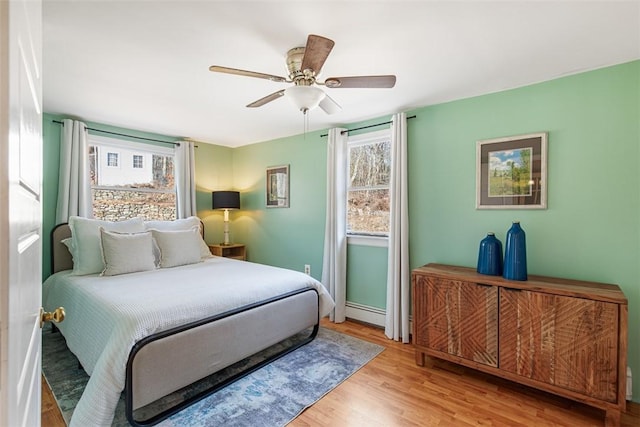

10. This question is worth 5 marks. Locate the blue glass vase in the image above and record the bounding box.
[503,221,527,281]
[477,233,503,276]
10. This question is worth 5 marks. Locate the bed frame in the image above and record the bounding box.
[50,223,320,427]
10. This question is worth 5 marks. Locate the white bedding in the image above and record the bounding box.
[42,256,334,427]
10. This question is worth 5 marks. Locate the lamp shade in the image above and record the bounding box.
[212,191,240,210]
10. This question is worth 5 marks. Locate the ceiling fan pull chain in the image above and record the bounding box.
[303,109,309,138]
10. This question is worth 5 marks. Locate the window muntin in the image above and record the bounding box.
[106,152,119,167]
[88,136,176,221]
[347,129,391,236]
[132,155,143,169]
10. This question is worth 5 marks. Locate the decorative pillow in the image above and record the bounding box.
[68,216,145,275]
[151,227,203,268]
[145,216,212,259]
[99,228,156,276]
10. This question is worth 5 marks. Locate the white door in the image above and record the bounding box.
[0,0,43,426]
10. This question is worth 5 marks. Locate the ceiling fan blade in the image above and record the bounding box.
[319,93,341,115]
[209,65,288,83]
[323,75,396,88]
[246,90,285,108]
[300,34,335,73]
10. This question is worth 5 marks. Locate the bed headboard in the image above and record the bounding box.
[50,221,206,274]
[51,223,73,274]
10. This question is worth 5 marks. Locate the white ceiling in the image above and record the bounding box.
[43,1,640,148]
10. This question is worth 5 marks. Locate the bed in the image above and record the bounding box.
[43,217,334,427]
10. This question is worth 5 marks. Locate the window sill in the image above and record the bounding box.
[347,235,388,248]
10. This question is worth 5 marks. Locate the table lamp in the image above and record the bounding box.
[212,191,240,245]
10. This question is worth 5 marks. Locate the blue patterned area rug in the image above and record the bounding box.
[42,326,384,426]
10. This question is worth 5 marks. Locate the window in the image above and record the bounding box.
[132,155,143,169]
[347,129,391,236]
[106,152,119,167]
[88,135,176,221]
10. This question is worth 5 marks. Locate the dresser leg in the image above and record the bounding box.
[604,408,620,427]
[415,350,425,366]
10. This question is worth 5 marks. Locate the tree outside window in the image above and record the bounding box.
[347,130,391,236]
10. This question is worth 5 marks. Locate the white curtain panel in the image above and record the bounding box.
[175,140,197,219]
[55,119,93,223]
[321,127,348,323]
[385,112,410,342]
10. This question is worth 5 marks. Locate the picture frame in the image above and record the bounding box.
[476,132,547,209]
[266,165,290,208]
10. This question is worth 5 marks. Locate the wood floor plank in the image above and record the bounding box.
[41,376,66,426]
[42,318,639,426]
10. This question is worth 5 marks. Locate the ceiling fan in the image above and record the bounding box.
[209,34,396,115]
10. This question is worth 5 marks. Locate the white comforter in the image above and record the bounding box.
[42,257,334,427]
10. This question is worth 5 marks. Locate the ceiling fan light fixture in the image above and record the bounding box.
[285,86,326,113]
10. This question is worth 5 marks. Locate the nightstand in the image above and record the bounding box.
[208,244,246,261]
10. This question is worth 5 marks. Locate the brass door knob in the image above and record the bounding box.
[40,307,65,328]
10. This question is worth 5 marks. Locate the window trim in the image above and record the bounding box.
[347,234,388,247]
[347,128,392,238]
[89,134,174,156]
[347,128,391,147]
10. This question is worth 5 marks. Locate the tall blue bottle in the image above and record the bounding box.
[503,221,527,281]
[477,232,503,276]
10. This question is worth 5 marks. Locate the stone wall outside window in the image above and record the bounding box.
[92,188,176,221]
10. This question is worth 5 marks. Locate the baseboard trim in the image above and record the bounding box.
[345,302,386,327]
[344,302,414,342]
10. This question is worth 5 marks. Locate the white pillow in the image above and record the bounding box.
[68,216,146,275]
[145,216,211,259]
[145,216,201,231]
[151,227,203,268]
[100,228,156,276]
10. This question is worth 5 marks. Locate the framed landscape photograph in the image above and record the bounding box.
[266,165,289,208]
[476,132,547,209]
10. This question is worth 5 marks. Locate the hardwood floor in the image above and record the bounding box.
[41,375,65,426]
[42,318,639,426]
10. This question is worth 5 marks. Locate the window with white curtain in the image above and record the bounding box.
[88,135,176,221]
[347,129,391,238]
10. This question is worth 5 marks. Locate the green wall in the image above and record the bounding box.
[42,115,63,279]
[192,140,234,245]
[407,62,639,283]
[42,60,640,400]
[231,129,328,275]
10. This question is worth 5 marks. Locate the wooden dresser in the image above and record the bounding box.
[412,263,628,426]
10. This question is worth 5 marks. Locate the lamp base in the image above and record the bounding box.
[218,242,234,246]
[222,221,231,246]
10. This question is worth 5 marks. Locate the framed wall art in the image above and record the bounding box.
[476,132,547,209]
[266,165,289,208]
